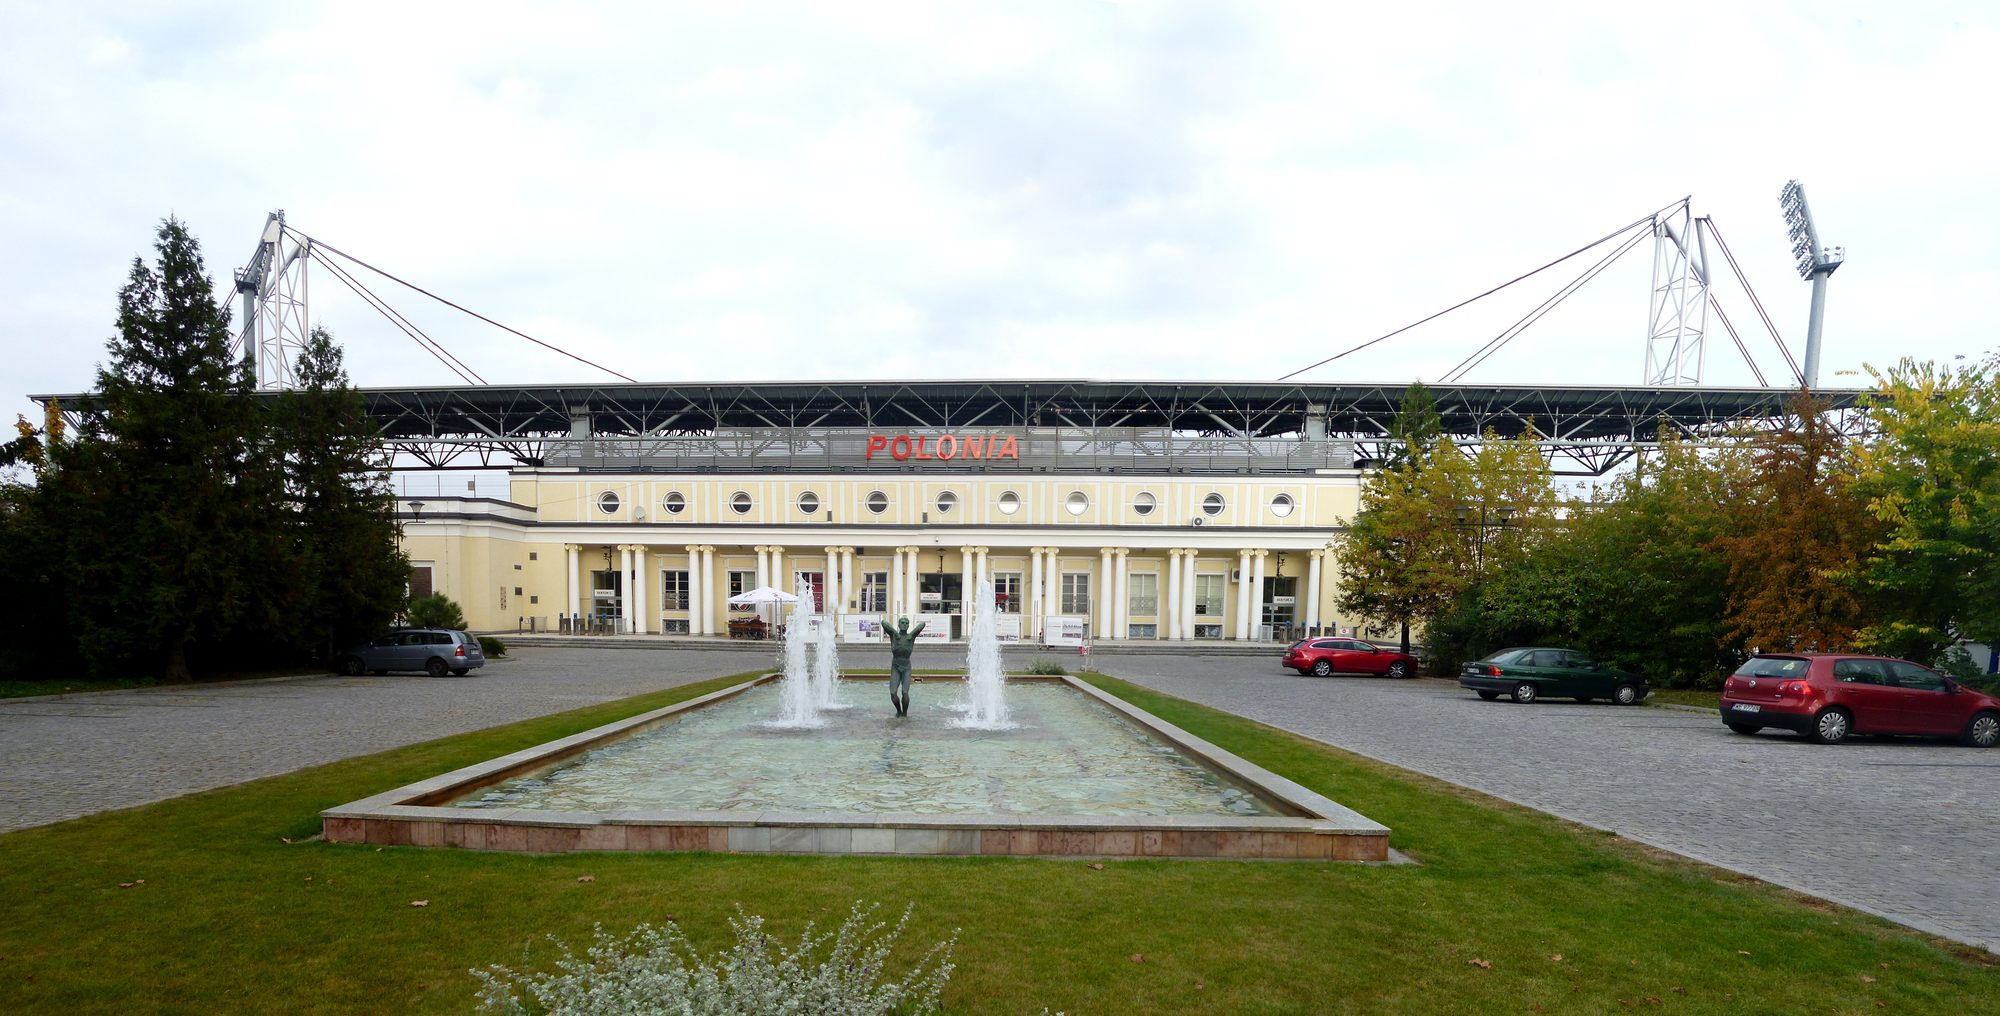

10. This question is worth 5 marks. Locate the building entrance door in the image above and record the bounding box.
[590,569,623,628]
[1261,576,1297,641]
[918,572,963,639]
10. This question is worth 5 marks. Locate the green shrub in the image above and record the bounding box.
[477,636,507,658]
[406,593,467,630]
[1024,659,1067,675]
[473,902,955,1016]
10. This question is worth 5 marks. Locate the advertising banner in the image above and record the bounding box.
[1042,616,1086,647]
[842,614,884,643]
[915,613,952,642]
[995,616,1023,642]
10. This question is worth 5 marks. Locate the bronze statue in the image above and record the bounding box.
[885,616,926,716]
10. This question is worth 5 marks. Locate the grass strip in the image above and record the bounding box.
[0,670,1991,1014]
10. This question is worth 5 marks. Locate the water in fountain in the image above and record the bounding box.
[770,578,823,728]
[812,592,848,710]
[955,578,1013,729]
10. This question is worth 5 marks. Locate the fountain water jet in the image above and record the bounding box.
[769,578,823,728]
[812,593,847,710]
[954,578,1013,729]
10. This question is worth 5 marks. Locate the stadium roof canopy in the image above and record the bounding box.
[33,379,1865,476]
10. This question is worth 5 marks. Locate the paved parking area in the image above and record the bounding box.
[0,645,776,834]
[1094,656,2000,952]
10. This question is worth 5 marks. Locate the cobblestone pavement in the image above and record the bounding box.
[1094,656,2000,952]
[0,645,777,834]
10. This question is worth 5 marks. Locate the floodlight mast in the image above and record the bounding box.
[1779,181,1844,388]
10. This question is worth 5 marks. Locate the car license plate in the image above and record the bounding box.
[1733,704,1761,713]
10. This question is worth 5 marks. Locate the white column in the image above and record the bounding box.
[1235,549,1253,640]
[842,548,857,615]
[1028,546,1044,637]
[1047,548,1063,621]
[1166,549,1183,641]
[632,546,648,634]
[772,546,786,593]
[1249,549,1269,641]
[1112,549,1130,639]
[822,546,839,617]
[890,547,905,620]
[1176,552,1192,640]
[702,546,717,635]
[959,546,974,621]
[565,544,581,625]
[909,547,923,619]
[754,545,769,591]
[1305,550,1324,632]
[618,545,634,632]
[692,548,708,636]
[975,546,990,592]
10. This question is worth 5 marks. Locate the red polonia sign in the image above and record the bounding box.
[865,433,1020,462]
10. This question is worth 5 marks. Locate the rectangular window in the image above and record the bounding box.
[1194,623,1223,639]
[662,619,690,635]
[1128,573,1158,617]
[860,571,889,612]
[662,570,690,611]
[993,572,1022,613]
[1060,573,1091,614]
[409,564,434,599]
[528,552,538,561]
[728,570,754,598]
[1128,623,1157,639]
[1193,574,1224,617]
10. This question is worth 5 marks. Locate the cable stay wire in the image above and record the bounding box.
[1440,227,1650,384]
[307,246,485,385]
[1700,219,1804,385]
[1276,197,1689,382]
[1704,286,1770,388]
[306,245,489,385]
[288,226,638,384]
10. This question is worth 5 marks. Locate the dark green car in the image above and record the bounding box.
[1459,647,1649,705]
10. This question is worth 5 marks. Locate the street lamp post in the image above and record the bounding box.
[1453,504,1514,578]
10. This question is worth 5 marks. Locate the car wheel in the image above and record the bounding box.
[451,668,470,677]
[1477,690,1500,701]
[1386,660,1411,679]
[1613,683,1641,706]
[1726,723,1762,736]
[1511,682,1537,704]
[1963,711,2000,749]
[1312,660,1332,677]
[1806,707,1852,745]
[340,656,365,676]
[425,657,450,678]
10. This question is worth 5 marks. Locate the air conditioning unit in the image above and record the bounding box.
[1190,517,1205,527]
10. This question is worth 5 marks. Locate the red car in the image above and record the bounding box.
[1720,654,2000,747]
[1283,637,1417,679]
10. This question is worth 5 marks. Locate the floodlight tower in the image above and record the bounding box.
[1779,181,1844,388]
[230,210,312,390]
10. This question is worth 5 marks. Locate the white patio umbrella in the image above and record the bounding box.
[727,586,800,633]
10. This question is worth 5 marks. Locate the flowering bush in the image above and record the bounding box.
[472,902,956,1015]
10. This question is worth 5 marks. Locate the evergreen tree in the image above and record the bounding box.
[58,218,279,680]
[275,327,409,660]
[1385,381,1442,469]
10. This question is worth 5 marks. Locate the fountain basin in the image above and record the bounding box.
[322,675,1390,861]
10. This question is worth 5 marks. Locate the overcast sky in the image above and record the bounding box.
[3,0,1994,418]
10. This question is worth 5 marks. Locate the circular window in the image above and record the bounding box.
[1065,491,1089,517]
[797,491,820,516]
[596,491,622,515]
[866,490,889,515]
[1201,493,1226,517]
[661,491,685,515]
[730,491,753,515]
[935,491,958,515]
[997,490,1021,515]
[1132,491,1157,516]
[1270,493,1295,518]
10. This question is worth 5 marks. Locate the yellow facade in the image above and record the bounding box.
[403,469,1367,643]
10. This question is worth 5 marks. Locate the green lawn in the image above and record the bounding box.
[1646,687,1722,710]
[1,672,1992,1014]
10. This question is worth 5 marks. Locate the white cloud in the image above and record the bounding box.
[1,0,1994,414]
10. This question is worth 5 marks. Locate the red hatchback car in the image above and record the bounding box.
[1720,654,2000,747]
[1283,637,1418,679]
